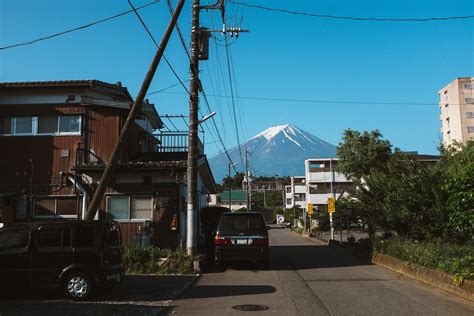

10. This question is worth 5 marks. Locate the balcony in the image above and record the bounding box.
[155,131,204,154]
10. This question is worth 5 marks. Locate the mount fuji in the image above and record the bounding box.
[208,124,337,183]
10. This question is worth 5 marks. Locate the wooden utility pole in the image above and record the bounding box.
[186,0,200,256]
[84,0,185,220]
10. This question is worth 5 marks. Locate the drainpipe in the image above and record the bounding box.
[68,176,89,220]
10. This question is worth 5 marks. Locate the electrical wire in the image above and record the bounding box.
[0,1,159,51]
[127,0,190,95]
[229,1,474,22]
[157,91,442,106]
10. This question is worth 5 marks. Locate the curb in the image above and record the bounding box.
[372,253,473,302]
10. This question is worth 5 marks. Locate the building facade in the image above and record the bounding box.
[438,77,474,146]
[285,176,306,209]
[305,158,353,212]
[0,80,216,248]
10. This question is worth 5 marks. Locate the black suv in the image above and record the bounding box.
[214,212,269,268]
[0,220,124,300]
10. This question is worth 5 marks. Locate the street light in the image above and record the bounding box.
[228,161,238,211]
[199,111,216,124]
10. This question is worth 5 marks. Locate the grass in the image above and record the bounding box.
[123,247,197,275]
[373,237,473,282]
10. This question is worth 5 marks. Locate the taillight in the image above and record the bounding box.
[252,236,269,246]
[215,234,231,246]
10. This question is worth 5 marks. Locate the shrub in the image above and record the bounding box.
[123,246,196,275]
[373,237,473,280]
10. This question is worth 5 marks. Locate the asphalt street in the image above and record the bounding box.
[165,226,474,316]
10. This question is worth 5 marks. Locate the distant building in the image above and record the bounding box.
[438,77,474,146]
[305,158,354,212]
[216,190,247,211]
[285,176,306,209]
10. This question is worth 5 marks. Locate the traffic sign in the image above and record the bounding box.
[327,197,335,213]
[307,203,313,215]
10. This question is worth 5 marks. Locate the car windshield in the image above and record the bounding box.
[218,214,266,235]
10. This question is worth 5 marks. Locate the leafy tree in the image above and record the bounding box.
[439,141,474,242]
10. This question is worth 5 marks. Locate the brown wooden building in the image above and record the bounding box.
[0,80,216,248]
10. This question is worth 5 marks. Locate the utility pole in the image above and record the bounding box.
[329,159,335,240]
[186,0,247,255]
[227,161,238,211]
[186,0,200,256]
[84,0,185,221]
[245,149,250,211]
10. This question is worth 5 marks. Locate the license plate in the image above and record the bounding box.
[106,273,121,281]
[236,239,248,245]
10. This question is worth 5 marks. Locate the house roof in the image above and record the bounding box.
[219,190,247,202]
[0,80,163,129]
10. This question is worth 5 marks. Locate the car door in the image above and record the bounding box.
[0,225,31,288]
[30,224,72,287]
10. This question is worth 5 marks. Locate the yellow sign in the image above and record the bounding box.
[328,197,336,213]
[307,203,313,215]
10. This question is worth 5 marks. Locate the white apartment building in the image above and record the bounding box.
[285,176,306,209]
[305,158,353,212]
[438,77,474,146]
[285,158,354,212]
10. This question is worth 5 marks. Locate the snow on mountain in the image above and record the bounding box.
[209,124,336,183]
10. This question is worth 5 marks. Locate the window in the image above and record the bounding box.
[107,196,129,220]
[467,126,474,133]
[286,198,292,205]
[465,98,474,104]
[464,83,473,89]
[38,115,58,134]
[0,117,11,134]
[107,196,152,221]
[33,197,80,218]
[0,228,29,253]
[286,186,291,193]
[59,116,81,134]
[37,228,62,248]
[75,226,95,248]
[466,112,474,118]
[0,115,81,136]
[131,197,152,220]
[13,117,34,134]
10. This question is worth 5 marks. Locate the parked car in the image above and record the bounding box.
[0,220,124,300]
[214,212,269,268]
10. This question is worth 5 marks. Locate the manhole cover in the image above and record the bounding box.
[232,304,269,312]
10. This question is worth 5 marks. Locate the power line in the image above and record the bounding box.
[127,0,190,95]
[229,1,474,22]
[0,1,159,51]
[224,34,244,168]
[147,79,190,95]
[166,0,191,60]
[157,91,440,106]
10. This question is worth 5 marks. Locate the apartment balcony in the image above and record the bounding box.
[307,171,349,183]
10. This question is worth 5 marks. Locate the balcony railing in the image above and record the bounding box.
[155,132,203,154]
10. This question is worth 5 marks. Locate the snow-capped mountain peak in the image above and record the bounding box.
[209,124,337,182]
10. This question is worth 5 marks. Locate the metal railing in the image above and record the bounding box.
[155,132,203,154]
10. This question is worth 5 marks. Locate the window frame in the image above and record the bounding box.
[106,195,153,222]
[0,115,81,137]
[0,226,31,254]
[33,196,80,219]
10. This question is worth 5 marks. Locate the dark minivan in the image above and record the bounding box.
[214,212,269,268]
[0,220,124,300]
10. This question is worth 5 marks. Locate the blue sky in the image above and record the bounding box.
[1,0,473,161]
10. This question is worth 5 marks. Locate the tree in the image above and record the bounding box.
[439,141,474,242]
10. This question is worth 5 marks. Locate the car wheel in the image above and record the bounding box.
[63,272,92,301]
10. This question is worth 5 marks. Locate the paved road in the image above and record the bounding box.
[165,227,474,315]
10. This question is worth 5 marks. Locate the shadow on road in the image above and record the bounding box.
[179,285,276,299]
[270,244,371,271]
[0,275,195,316]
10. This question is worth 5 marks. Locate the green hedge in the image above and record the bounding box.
[373,237,473,280]
[123,247,197,275]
